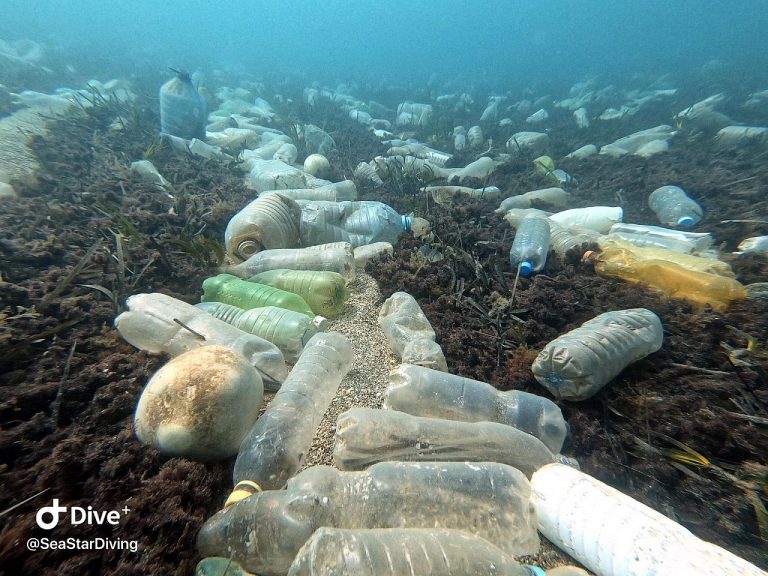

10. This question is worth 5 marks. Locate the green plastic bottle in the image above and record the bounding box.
[201,274,314,317]
[196,302,327,363]
[248,269,349,318]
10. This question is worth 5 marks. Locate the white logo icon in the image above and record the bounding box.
[35,499,67,530]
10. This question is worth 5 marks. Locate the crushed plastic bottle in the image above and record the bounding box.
[509,216,551,277]
[276,181,358,202]
[384,364,568,453]
[159,69,206,140]
[114,292,287,389]
[232,332,353,489]
[548,206,623,233]
[224,192,302,261]
[607,222,714,255]
[378,292,447,371]
[195,302,327,363]
[333,407,561,477]
[648,185,703,227]
[598,239,734,277]
[287,527,537,576]
[247,269,349,318]
[198,461,539,575]
[532,308,663,401]
[223,244,356,281]
[201,273,315,317]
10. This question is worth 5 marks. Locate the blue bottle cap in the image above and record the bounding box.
[520,261,534,277]
[401,215,412,231]
[523,566,546,576]
[677,216,695,226]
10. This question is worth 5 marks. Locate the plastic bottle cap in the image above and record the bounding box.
[401,215,412,231]
[523,566,546,576]
[677,216,695,226]
[520,261,534,277]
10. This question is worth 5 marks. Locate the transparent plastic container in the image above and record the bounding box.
[275,181,358,202]
[532,308,663,401]
[232,332,353,488]
[201,274,314,317]
[378,292,447,371]
[510,216,551,277]
[547,220,600,256]
[592,247,747,312]
[384,364,568,453]
[532,463,766,576]
[648,185,703,227]
[159,70,206,140]
[353,241,393,267]
[248,269,349,318]
[287,527,536,576]
[548,206,623,233]
[224,192,302,262]
[496,187,570,213]
[598,239,734,277]
[299,201,411,248]
[198,461,539,575]
[224,244,356,282]
[333,407,559,477]
[607,223,714,254]
[195,302,327,363]
[114,293,287,389]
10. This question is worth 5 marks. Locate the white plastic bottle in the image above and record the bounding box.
[648,185,703,227]
[299,200,412,248]
[548,206,623,233]
[509,217,551,277]
[532,463,766,576]
[224,243,356,281]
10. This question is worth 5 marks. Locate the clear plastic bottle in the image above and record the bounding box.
[378,292,448,372]
[198,462,539,575]
[274,181,358,202]
[532,308,663,401]
[195,302,327,363]
[384,364,568,453]
[353,241,393,267]
[232,332,353,489]
[287,527,537,576]
[248,269,349,318]
[299,201,412,248]
[223,244,356,281]
[159,69,206,140]
[114,293,287,389]
[548,206,623,233]
[201,274,315,317]
[333,407,560,478]
[509,216,551,277]
[648,185,704,227]
[224,192,303,262]
[532,463,766,576]
[607,223,713,254]
[548,220,600,257]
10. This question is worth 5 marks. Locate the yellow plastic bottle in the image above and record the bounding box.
[590,247,746,311]
[598,238,735,277]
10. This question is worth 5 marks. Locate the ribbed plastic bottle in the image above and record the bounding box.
[248,269,349,318]
[224,192,303,262]
[159,69,206,140]
[648,185,704,227]
[378,292,447,371]
[198,462,539,575]
[532,308,663,401]
[607,223,713,254]
[195,302,327,363]
[287,528,538,576]
[384,363,568,453]
[114,293,287,389]
[299,201,412,248]
[232,332,353,489]
[509,217,551,277]
[333,407,561,477]
[548,220,600,257]
[201,274,314,317]
[353,241,393,267]
[224,244,356,281]
[532,463,767,576]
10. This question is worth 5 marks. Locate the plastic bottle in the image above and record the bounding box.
[299,200,412,248]
[287,527,537,576]
[548,206,623,233]
[509,216,551,277]
[274,181,358,202]
[532,308,663,401]
[333,407,561,477]
[195,302,327,363]
[159,69,206,140]
[548,220,600,256]
[607,223,713,254]
[495,187,570,213]
[247,269,349,318]
[648,185,703,227]
[598,239,734,277]
[590,246,747,311]
[114,293,287,389]
[232,332,353,489]
[224,192,302,262]
[198,462,539,575]
[223,244,356,281]
[378,292,448,371]
[532,463,766,576]
[353,241,393,267]
[201,274,315,317]
[384,363,568,453]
